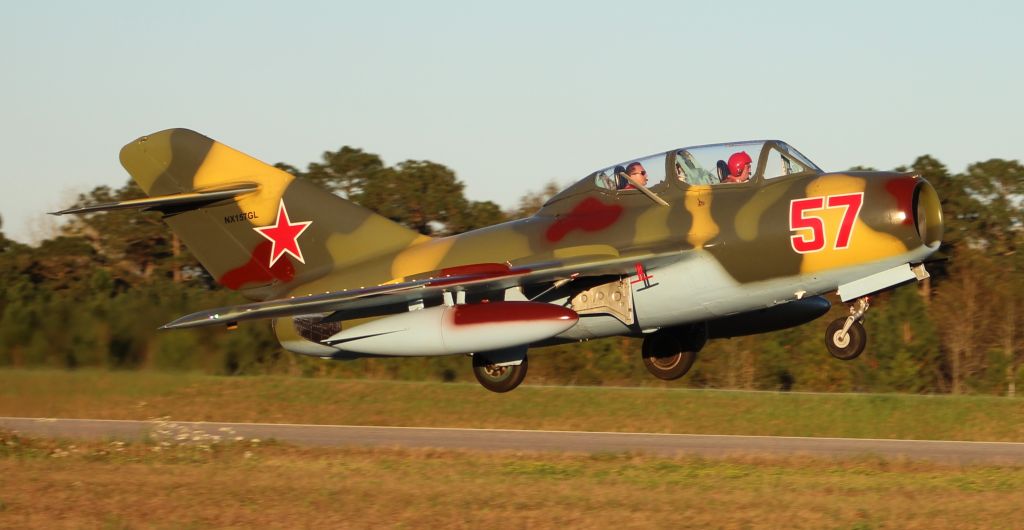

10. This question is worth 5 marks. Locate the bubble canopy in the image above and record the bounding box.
[546,140,823,206]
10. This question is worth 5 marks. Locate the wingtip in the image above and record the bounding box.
[159,319,191,330]
[159,312,222,330]
[50,205,91,216]
[159,317,191,330]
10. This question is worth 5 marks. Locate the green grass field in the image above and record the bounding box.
[1,369,1022,441]
[3,370,1024,528]
[1,431,1022,529]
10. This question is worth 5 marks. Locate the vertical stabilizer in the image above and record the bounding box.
[119,128,424,299]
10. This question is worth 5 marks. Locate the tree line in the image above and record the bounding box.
[0,146,1021,395]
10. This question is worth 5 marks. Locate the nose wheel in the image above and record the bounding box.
[825,297,869,360]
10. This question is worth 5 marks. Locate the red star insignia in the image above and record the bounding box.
[253,200,313,268]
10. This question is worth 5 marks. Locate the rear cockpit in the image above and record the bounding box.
[543,140,823,209]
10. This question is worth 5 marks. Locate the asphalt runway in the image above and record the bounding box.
[2,417,1023,464]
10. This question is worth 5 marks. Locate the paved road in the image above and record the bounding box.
[2,417,1023,464]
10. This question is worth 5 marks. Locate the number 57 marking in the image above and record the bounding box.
[789,192,864,254]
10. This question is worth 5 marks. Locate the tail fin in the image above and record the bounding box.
[120,128,425,298]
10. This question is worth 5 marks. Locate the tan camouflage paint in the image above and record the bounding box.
[116,129,939,310]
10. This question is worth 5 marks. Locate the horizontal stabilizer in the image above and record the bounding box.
[51,183,260,216]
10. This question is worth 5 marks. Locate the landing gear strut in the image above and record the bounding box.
[825,296,869,361]
[472,353,528,393]
[642,324,706,380]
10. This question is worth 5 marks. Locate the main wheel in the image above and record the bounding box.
[642,331,698,381]
[825,318,866,360]
[472,354,528,393]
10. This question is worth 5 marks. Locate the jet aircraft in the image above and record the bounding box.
[56,129,943,392]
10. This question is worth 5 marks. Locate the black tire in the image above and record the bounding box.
[825,318,866,361]
[678,323,708,353]
[642,331,698,381]
[472,354,528,393]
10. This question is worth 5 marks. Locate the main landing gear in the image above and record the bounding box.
[472,353,529,393]
[641,323,706,380]
[825,296,870,361]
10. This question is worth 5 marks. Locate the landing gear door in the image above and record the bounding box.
[569,278,635,325]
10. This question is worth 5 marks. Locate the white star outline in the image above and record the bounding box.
[252,199,314,268]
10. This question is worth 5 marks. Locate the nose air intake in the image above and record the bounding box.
[913,180,943,248]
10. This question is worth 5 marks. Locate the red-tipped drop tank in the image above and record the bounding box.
[323,301,579,356]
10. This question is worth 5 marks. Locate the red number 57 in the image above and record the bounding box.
[789,192,864,253]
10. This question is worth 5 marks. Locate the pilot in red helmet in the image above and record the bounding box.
[725,151,753,183]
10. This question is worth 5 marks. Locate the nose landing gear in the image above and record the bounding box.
[825,296,869,361]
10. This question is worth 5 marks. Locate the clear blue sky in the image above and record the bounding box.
[3,0,1021,242]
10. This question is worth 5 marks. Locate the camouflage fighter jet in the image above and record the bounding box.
[55,129,943,392]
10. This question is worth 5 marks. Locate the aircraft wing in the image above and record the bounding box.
[160,252,680,330]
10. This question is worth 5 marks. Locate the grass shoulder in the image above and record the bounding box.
[0,369,1021,442]
[1,430,1022,529]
